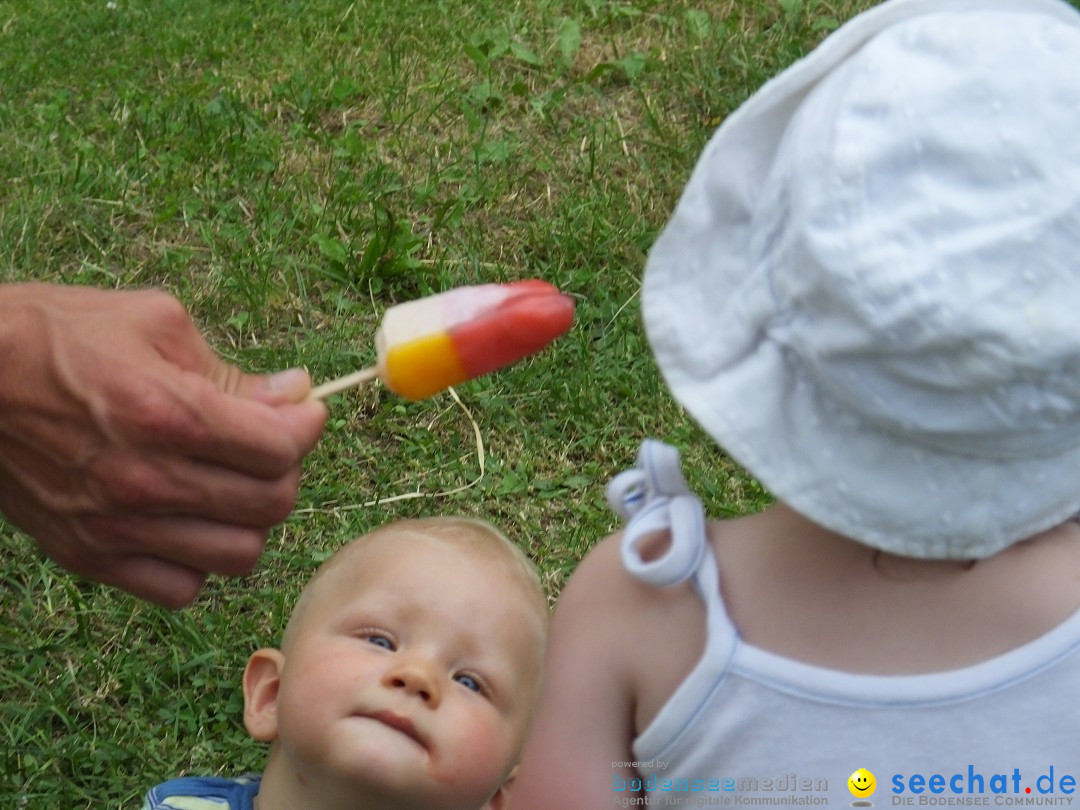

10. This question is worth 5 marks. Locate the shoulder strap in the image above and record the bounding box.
[607,440,707,587]
[606,440,727,618]
[606,440,741,761]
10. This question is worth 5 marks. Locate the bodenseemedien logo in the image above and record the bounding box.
[609,767,830,806]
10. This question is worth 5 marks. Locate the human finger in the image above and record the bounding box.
[232,367,316,406]
[186,389,327,478]
[107,370,327,481]
[86,454,306,527]
[45,535,210,610]
[79,512,274,578]
[97,554,209,610]
[135,295,327,470]
[153,306,314,406]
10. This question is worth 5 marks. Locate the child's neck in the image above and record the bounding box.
[713,502,1080,674]
[254,755,423,810]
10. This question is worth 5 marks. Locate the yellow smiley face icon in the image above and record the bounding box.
[848,768,876,798]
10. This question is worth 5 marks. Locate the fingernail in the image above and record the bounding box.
[266,368,310,395]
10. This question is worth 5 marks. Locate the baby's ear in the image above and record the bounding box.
[242,648,285,742]
[483,764,519,810]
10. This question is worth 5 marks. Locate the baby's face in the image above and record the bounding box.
[272,534,544,808]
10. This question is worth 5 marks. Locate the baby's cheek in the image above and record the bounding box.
[428,718,507,793]
[276,660,351,752]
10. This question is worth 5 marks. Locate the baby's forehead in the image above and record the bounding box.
[317,533,545,676]
[308,528,547,638]
[323,527,523,583]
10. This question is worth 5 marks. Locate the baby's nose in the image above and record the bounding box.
[382,660,442,707]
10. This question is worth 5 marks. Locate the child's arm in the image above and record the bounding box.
[510,533,646,808]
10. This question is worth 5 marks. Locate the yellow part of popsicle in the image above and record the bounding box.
[383,331,468,400]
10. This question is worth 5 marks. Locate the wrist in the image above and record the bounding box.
[0,284,31,394]
[0,283,56,404]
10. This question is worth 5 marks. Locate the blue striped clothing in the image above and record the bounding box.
[141,775,260,810]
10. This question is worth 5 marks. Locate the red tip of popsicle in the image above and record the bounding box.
[451,283,575,380]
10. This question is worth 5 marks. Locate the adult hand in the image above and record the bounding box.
[0,283,328,608]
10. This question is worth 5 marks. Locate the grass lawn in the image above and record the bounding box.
[0,0,925,805]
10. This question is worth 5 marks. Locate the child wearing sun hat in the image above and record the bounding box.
[511,0,1080,806]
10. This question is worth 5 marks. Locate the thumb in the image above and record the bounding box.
[197,350,313,404]
[149,300,315,405]
[231,367,315,405]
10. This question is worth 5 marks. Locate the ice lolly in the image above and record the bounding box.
[309,280,575,401]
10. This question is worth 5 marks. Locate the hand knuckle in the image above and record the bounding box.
[161,575,206,609]
[121,386,209,448]
[263,477,300,523]
[142,291,191,329]
[221,531,267,575]
[46,539,85,573]
[98,461,173,509]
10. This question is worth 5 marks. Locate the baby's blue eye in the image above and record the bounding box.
[365,634,395,651]
[454,673,482,693]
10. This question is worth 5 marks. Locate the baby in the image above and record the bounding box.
[143,516,548,810]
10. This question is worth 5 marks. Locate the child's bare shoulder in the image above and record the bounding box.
[559,529,708,732]
[558,531,695,632]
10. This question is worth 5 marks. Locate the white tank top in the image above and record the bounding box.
[608,441,1080,808]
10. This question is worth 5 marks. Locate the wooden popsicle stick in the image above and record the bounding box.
[308,366,381,400]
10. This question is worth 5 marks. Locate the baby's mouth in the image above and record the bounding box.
[367,709,427,749]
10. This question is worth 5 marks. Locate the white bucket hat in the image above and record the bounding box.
[643,0,1080,559]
